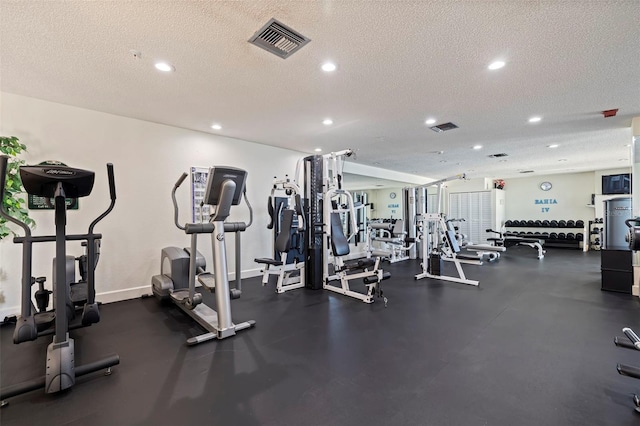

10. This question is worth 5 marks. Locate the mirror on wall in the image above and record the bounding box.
[632,136,640,266]
[343,173,413,220]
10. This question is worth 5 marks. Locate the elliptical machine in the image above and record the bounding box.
[151,166,255,345]
[0,155,119,402]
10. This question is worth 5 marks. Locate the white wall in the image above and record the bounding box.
[0,93,429,318]
[0,93,309,318]
[367,187,404,220]
[504,172,595,224]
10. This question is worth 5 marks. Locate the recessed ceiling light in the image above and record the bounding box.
[211,124,222,130]
[322,118,333,126]
[154,62,175,72]
[440,160,447,163]
[473,145,483,150]
[548,144,559,148]
[321,62,336,72]
[528,116,542,123]
[314,148,322,152]
[626,144,632,147]
[488,60,505,70]
[558,159,567,162]
[425,118,436,125]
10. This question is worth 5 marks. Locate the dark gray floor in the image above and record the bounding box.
[2,247,640,425]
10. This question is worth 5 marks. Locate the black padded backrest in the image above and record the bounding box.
[445,230,461,253]
[294,194,305,230]
[330,213,350,257]
[267,196,274,230]
[392,219,404,236]
[275,209,294,253]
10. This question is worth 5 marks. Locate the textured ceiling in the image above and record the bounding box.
[1,1,639,180]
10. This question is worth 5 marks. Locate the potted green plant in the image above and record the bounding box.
[0,136,35,239]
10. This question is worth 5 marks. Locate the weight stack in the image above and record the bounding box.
[428,253,443,275]
[304,155,324,290]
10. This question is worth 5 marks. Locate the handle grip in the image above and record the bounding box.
[175,172,188,188]
[106,163,116,200]
[625,218,640,229]
[623,327,640,350]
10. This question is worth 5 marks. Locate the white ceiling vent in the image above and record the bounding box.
[430,122,459,133]
[248,18,311,59]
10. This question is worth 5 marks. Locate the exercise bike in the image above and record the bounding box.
[151,166,255,345]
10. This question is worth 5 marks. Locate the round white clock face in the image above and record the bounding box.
[540,181,552,191]
[390,192,397,199]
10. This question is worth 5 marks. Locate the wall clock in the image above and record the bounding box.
[540,181,552,191]
[390,192,397,199]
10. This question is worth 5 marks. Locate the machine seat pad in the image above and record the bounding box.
[507,238,542,244]
[457,253,480,260]
[373,237,403,244]
[344,258,376,270]
[466,244,507,252]
[363,272,391,284]
[254,258,283,266]
[197,272,216,291]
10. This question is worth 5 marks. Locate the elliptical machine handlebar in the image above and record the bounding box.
[88,163,117,234]
[172,173,189,231]
[107,163,116,200]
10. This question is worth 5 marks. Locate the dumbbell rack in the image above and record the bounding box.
[503,219,587,251]
[588,219,603,251]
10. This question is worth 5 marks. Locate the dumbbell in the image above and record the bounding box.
[549,232,558,239]
[505,220,513,227]
[527,220,535,227]
[575,233,584,241]
[558,220,567,228]
[550,220,559,227]
[576,220,584,228]
[567,220,575,228]
[534,220,542,227]
[542,232,550,238]
[566,233,575,240]
[558,232,566,240]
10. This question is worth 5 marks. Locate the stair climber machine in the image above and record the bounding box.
[0,155,119,404]
[151,167,255,345]
[301,149,390,305]
[254,175,306,294]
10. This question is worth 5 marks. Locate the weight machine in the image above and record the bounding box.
[365,219,415,263]
[412,174,480,286]
[254,175,306,294]
[414,213,479,286]
[302,149,390,304]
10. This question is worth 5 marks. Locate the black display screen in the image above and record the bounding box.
[602,173,631,195]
